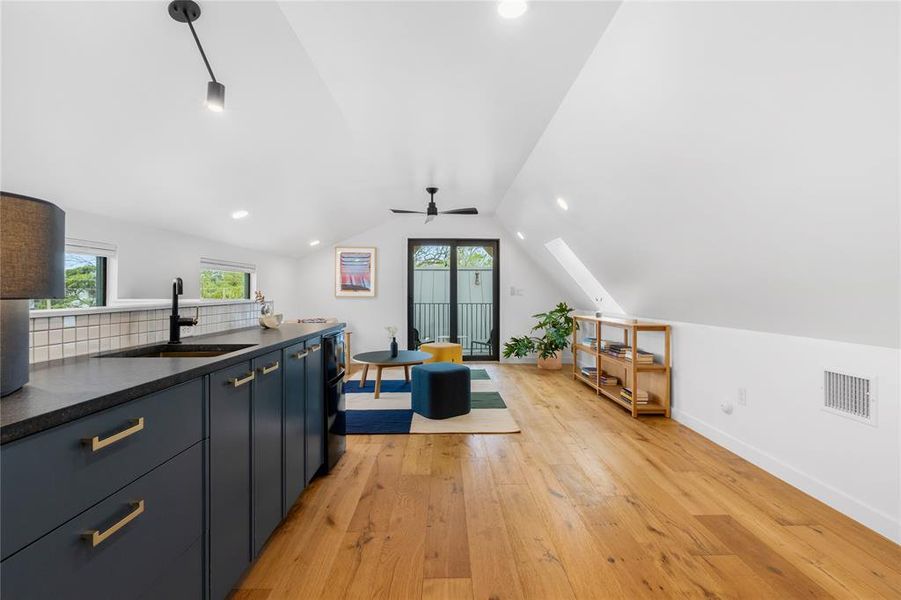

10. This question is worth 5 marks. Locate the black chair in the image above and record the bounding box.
[412,328,432,350]
[471,328,495,357]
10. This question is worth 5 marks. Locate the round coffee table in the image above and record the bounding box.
[353,350,432,398]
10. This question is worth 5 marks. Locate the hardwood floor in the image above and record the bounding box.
[236,364,900,599]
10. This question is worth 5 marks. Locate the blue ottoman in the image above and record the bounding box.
[411,363,471,419]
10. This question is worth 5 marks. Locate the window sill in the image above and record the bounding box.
[29,299,256,318]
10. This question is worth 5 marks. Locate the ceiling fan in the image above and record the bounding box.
[390,187,478,223]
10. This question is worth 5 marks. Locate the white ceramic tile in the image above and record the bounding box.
[100,325,110,338]
[76,327,89,341]
[33,318,48,331]
[76,314,89,326]
[48,345,63,361]
[63,316,76,328]
[110,312,121,324]
[88,326,100,339]
[48,329,63,345]
[63,342,77,357]
[63,328,76,343]
[88,314,100,326]
[33,331,48,346]
[76,341,89,355]
[100,313,110,325]
[33,346,49,363]
[100,337,111,351]
[88,339,100,353]
[49,316,63,329]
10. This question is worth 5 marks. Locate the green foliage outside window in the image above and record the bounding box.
[201,269,250,300]
[31,253,105,310]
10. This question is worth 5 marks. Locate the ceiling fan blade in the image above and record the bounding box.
[390,209,426,214]
[440,208,479,215]
[425,214,435,224]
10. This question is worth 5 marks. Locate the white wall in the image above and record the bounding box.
[64,209,301,317]
[576,317,900,542]
[293,215,576,358]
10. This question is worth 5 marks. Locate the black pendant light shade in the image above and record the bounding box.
[169,0,225,112]
[207,80,225,112]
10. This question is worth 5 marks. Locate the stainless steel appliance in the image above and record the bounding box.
[322,331,346,470]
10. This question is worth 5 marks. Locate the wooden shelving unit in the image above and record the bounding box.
[572,315,671,418]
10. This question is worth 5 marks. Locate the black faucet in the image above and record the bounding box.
[169,277,198,344]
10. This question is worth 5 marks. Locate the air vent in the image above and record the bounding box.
[823,370,875,425]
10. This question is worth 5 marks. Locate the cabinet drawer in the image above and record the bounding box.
[0,442,204,600]
[0,378,203,560]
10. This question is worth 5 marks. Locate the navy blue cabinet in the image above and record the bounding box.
[283,341,307,513]
[209,361,254,600]
[305,337,325,484]
[252,350,283,556]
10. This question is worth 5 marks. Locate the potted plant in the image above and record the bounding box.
[502,302,574,370]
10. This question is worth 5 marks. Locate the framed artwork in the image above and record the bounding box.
[335,247,376,297]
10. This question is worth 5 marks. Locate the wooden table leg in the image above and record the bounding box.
[374,366,383,399]
[360,364,369,387]
[404,365,410,382]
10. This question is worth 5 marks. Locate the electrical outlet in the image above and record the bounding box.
[738,387,748,407]
[721,402,734,415]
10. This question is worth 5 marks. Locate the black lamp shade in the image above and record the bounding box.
[207,81,225,112]
[1,192,66,299]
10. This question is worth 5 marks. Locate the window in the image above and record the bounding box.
[31,239,115,310]
[200,258,254,300]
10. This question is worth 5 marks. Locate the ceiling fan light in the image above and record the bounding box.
[516,231,525,240]
[556,197,569,211]
[206,80,225,112]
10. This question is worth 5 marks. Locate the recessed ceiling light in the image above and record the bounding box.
[556,197,569,211]
[309,240,321,247]
[516,231,525,240]
[231,210,249,220]
[498,1,528,19]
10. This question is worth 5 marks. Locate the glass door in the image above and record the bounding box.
[408,239,499,361]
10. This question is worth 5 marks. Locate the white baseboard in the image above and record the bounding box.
[671,408,900,544]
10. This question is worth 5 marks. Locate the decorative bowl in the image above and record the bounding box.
[259,313,284,329]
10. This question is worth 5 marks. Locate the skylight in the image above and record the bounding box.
[544,238,624,314]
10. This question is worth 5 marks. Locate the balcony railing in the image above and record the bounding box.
[412,302,494,356]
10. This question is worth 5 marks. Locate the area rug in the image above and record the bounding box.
[343,367,520,434]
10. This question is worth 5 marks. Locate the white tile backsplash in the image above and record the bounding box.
[28,300,263,364]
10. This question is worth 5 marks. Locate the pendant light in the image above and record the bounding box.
[168,0,225,112]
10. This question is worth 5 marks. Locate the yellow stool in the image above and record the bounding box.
[420,342,463,364]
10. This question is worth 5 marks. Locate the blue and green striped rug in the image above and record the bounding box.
[343,367,520,434]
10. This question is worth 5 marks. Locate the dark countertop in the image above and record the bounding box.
[1,322,344,445]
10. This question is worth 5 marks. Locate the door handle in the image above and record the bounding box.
[83,500,145,547]
[309,344,321,353]
[83,418,144,452]
[228,372,255,387]
[292,350,309,360]
[259,361,280,375]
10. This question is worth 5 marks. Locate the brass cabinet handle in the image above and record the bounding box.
[259,361,280,375]
[83,418,144,452]
[83,500,144,547]
[291,351,309,360]
[309,344,321,353]
[228,372,255,387]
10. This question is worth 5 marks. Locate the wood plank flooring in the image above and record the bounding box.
[236,365,900,599]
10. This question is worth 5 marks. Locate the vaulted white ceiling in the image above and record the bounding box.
[1,0,618,256]
[3,1,897,347]
[498,1,899,347]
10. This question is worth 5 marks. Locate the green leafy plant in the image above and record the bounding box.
[503,302,574,360]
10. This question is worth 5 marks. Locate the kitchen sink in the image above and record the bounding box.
[100,343,257,358]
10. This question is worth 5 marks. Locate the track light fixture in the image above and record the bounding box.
[168,0,225,112]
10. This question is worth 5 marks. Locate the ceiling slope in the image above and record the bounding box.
[2,1,619,257]
[497,1,899,348]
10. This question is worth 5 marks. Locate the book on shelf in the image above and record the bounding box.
[620,387,649,404]
[598,372,618,385]
[580,366,597,378]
